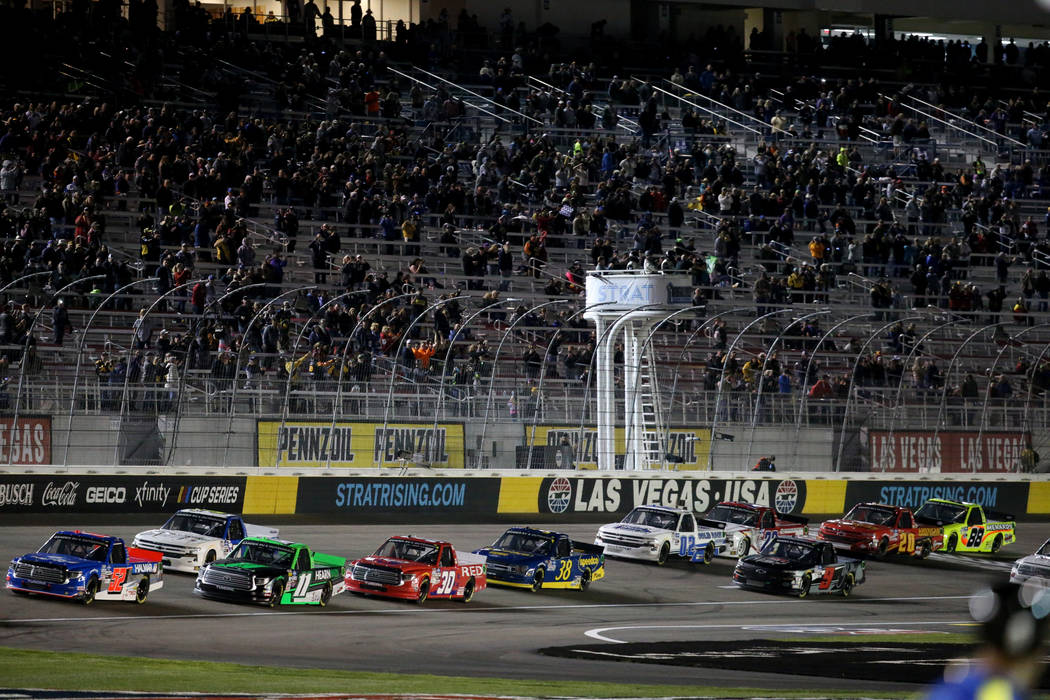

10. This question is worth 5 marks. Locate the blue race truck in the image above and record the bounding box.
[7,530,164,604]
[474,527,605,591]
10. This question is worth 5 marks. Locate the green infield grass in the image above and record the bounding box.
[0,646,908,698]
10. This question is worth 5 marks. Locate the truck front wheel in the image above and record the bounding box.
[268,580,285,608]
[656,542,670,566]
[531,568,545,592]
[82,577,99,605]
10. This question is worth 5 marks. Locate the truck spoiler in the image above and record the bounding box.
[570,541,605,555]
[776,513,809,526]
[986,509,1015,522]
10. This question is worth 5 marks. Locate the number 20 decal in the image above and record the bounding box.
[435,570,456,595]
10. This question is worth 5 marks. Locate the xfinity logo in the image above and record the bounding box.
[0,482,33,506]
[135,481,171,508]
[86,486,126,504]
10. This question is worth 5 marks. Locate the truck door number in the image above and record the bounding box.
[678,535,695,556]
[966,527,985,548]
[108,568,128,593]
[293,572,312,599]
[435,570,456,595]
[556,560,573,581]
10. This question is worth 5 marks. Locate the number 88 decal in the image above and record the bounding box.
[966,527,985,548]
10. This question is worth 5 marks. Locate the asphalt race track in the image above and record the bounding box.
[2,522,1045,694]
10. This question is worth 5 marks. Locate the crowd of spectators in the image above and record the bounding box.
[0,2,1050,424]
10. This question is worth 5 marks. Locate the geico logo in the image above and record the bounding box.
[86,486,126,504]
[313,568,333,581]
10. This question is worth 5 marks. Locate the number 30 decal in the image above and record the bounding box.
[435,570,456,595]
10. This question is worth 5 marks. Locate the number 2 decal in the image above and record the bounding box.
[966,527,985,548]
[108,568,128,593]
[435,570,456,595]
[293,572,312,599]
[556,560,573,581]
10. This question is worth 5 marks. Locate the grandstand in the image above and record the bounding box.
[0,0,1049,472]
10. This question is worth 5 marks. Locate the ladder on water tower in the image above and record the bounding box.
[635,343,666,469]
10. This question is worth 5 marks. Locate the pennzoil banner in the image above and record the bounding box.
[526,425,711,469]
[867,430,1030,473]
[257,421,465,468]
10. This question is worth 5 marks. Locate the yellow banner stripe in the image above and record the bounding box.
[802,480,847,515]
[244,476,299,515]
[1027,482,1050,515]
[497,477,543,514]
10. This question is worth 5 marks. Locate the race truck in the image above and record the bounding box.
[1011,539,1050,586]
[7,530,163,604]
[132,509,279,573]
[914,498,1017,554]
[733,536,865,598]
[700,501,809,558]
[474,527,605,591]
[818,502,943,559]
[595,505,727,565]
[194,536,345,607]
[346,536,487,604]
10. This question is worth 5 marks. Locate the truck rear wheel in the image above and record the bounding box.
[841,573,855,597]
[319,583,332,607]
[991,535,1003,553]
[461,578,475,603]
[579,569,592,591]
[917,539,932,559]
[135,577,149,604]
[531,568,545,592]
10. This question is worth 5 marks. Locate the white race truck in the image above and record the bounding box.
[595,505,727,565]
[132,509,279,573]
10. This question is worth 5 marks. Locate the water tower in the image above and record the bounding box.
[584,270,693,470]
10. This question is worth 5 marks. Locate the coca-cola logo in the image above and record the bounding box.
[41,481,79,507]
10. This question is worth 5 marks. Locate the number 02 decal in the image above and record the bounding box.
[435,570,456,595]
[108,568,128,593]
[294,572,312,599]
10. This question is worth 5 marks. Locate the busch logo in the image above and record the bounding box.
[0,482,33,506]
[41,481,79,507]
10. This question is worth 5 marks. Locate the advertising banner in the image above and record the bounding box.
[528,476,806,516]
[0,417,51,465]
[295,477,501,522]
[257,421,465,468]
[0,474,246,514]
[843,479,1030,515]
[868,430,1029,473]
[528,425,711,470]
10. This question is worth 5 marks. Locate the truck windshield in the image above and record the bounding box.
[230,541,295,567]
[162,513,227,538]
[764,539,816,564]
[492,532,553,555]
[915,502,967,524]
[374,538,439,564]
[844,504,896,525]
[39,533,108,561]
[622,508,678,530]
[1038,540,1050,556]
[706,505,757,526]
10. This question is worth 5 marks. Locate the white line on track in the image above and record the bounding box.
[4,594,974,625]
[585,619,973,643]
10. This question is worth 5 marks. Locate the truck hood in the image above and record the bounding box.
[1016,554,1050,570]
[356,555,432,573]
[599,523,667,537]
[16,552,94,570]
[474,547,541,564]
[135,528,218,548]
[739,555,796,571]
[208,561,287,579]
[821,520,885,536]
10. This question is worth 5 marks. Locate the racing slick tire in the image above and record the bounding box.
[268,580,285,608]
[416,578,430,604]
[82,577,99,605]
[205,550,217,565]
[917,539,932,559]
[461,578,475,603]
[991,535,1003,554]
[945,534,958,553]
[531,568,545,592]
[739,537,751,557]
[319,583,333,607]
[135,576,150,604]
[874,537,889,559]
[579,569,592,591]
[699,543,714,565]
[841,573,855,598]
[656,542,670,566]
[798,573,812,599]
